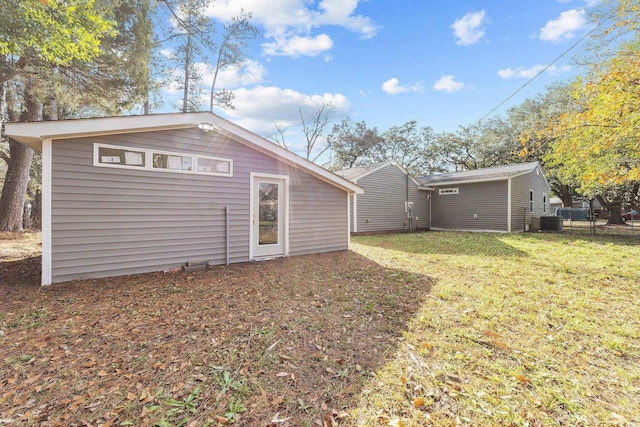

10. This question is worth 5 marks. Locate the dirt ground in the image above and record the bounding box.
[0,232,430,426]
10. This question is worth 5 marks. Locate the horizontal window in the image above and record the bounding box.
[95,145,147,169]
[94,143,232,177]
[152,152,193,172]
[196,157,233,176]
[439,188,459,195]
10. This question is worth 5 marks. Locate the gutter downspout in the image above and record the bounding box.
[507,178,512,233]
[406,174,411,232]
[352,180,358,233]
[225,206,230,265]
[347,192,351,249]
[429,190,432,230]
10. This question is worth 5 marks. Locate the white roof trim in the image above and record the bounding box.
[5,112,363,195]
[419,163,546,189]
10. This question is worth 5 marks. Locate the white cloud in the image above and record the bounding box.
[451,10,486,46]
[433,75,465,92]
[206,0,379,58]
[262,33,334,57]
[382,78,407,95]
[219,85,351,135]
[381,78,422,95]
[540,9,588,42]
[498,64,571,79]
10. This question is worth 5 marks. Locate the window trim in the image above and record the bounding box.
[439,187,459,195]
[93,143,233,177]
[543,192,548,214]
[94,143,148,170]
[195,155,233,177]
[529,190,535,213]
[150,149,195,174]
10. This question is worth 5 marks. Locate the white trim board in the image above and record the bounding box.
[41,139,53,286]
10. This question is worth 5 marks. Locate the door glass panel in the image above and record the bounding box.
[258,182,278,245]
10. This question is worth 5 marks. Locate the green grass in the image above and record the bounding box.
[349,231,640,426]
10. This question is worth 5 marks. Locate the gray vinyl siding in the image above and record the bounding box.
[431,180,508,232]
[408,183,430,230]
[50,128,347,283]
[511,166,552,229]
[353,164,428,233]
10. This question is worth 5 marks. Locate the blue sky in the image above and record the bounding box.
[159,0,600,154]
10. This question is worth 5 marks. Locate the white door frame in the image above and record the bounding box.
[249,173,289,260]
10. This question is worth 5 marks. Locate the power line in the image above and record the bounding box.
[471,11,614,129]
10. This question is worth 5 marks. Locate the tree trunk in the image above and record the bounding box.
[0,140,35,231]
[182,32,192,113]
[595,195,625,225]
[608,205,625,225]
[0,85,41,232]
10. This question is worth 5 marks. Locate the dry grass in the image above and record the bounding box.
[350,231,640,426]
[0,236,428,426]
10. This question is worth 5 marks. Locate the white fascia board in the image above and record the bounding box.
[4,112,364,195]
[4,112,213,152]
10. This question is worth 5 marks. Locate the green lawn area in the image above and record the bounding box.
[349,231,640,426]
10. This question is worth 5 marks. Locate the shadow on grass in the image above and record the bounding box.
[0,250,431,426]
[354,230,528,258]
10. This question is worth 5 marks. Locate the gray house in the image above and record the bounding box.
[5,112,363,285]
[419,162,551,233]
[335,160,431,233]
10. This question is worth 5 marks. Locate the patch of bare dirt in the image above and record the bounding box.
[0,234,431,426]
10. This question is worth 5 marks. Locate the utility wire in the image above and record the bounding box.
[471,10,615,129]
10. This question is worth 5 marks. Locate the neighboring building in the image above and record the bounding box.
[418,162,552,233]
[550,197,563,211]
[335,160,431,233]
[5,112,363,285]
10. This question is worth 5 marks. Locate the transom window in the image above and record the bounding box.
[94,143,232,177]
[439,188,459,195]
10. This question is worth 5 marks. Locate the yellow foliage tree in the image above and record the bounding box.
[543,0,640,219]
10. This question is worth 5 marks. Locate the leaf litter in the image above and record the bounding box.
[0,233,429,426]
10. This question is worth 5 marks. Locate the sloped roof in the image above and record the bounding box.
[335,159,426,187]
[4,111,363,195]
[334,160,393,180]
[418,162,541,186]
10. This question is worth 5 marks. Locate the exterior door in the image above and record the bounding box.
[251,175,287,259]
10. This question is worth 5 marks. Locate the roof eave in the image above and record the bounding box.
[4,112,364,195]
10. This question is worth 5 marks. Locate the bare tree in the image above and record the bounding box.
[300,103,335,162]
[209,10,258,111]
[269,102,335,164]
